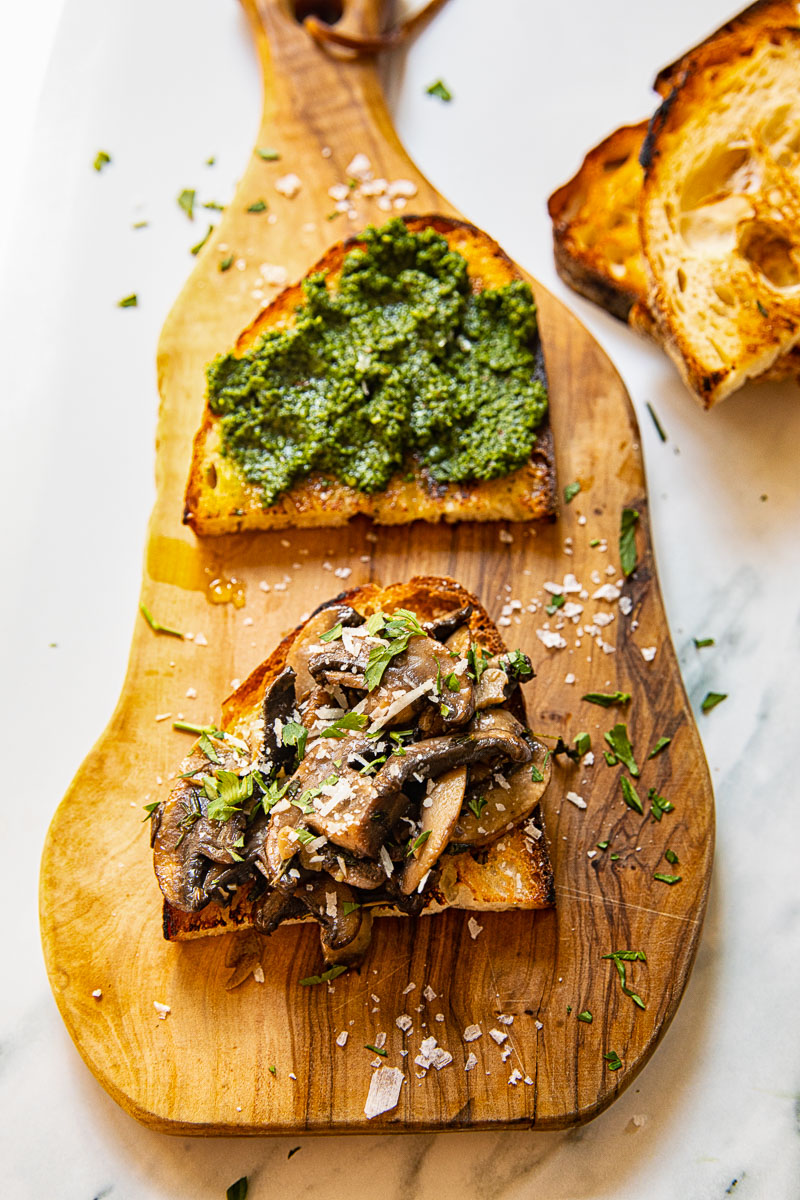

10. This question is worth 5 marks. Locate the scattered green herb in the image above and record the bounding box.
[142,801,160,822]
[545,593,565,615]
[177,188,196,219]
[426,79,453,101]
[574,732,591,757]
[648,787,674,821]
[620,776,643,814]
[190,224,214,255]
[132,220,148,229]
[203,769,254,822]
[589,538,600,547]
[665,848,679,865]
[220,255,234,272]
[577,1010,593,1023]
[467,644,492,684]
[227,1178,248,1200]
[407,829,432,857]
[365,1043,387,1057]
[468,794,488,819]
[93,150,111,172]
[646,402,667,443]
[503,649,533,680]
[326,210,342,221]
[268,1065,277,1075]
[294,828,317,845]
[321,712,369,738]
[757,299,769,318]
[603,750,618,767]
[605,723,639,777]
[564,481,581,504]
[206,155,216,166]
[701,691,727,714]
[445,672,460,691]
[319,621,344,643]
[654,872,682,885]
[256,147,281,160]
[365,612,386,635]
[365,609,427,691]
[282,720,308,760]
[342,900,361,915]
[596,840,609,850]
[299,964,348,986]
[602,949,647,1009]
[118,293,138,308]
[604,1050,622,1071]
[203,200,226,211]
[247,199,267,213]
[582,691,631,708]
[619,507,639,577]
[648,736,671,759]
[693,637,715,649]
[610,853,620,860]
[139,602,183,638]
[530,764,545,783]
[198,732,221,763]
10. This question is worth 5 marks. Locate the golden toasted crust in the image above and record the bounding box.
[640,25,800,405]
[161,576,555,941]
[183,216,556,534]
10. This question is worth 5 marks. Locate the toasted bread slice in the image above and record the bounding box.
[640,26,800,405]
[156,576,555,945]
[183,217,556,534]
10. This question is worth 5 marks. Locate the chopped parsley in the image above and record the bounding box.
[653,872,682,885]
[365,1043,387,1056]
[203,769,253,822]
[247,199,268,213]
[142,801,160,822]
[545,593,565,615]
[118,293,138,308]
[220,255,234,272]
[445,672,461,691]
[582,691,631,707]
[603,751,618,767]
[342,900,361,915]
[602,950,646,1009]
[281,720,308,760]
[177,188,196,220]
[190,224,214,255]
[701,691,727,714]
[256,147,281,160]
[299,965,348,986]
[198,732,221,763]
[757,299,769,317]
[574,732,591,757]
[468,795,488,819]
[604,1049,622,1071]
[620,776,643,814]
[648,787,674,821]
[139,602,183,638]
[619,507,639,577]
[563,481,581,504]
[321,712,369,738]
[364,609,428,690]
[503,649,533,680]
[467,644,491,683]
[406,830,432,857]
[596,840,609,850]
[426,79,453,101]
[693,637,714,648]
[577,1010,593,1023]
[648,736,671,759]
[203,200,225,211]
[318,621,344,643]
[530,764,544,783]
[294,828,317,845]
[665,848,679,865]
[604,723,639,777]
[646,402,667,443]
[93,150,111,172]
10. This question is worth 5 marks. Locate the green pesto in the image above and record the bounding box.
[207,219,548,505]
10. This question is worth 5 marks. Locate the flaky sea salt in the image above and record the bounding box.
[364,1067,404,1118]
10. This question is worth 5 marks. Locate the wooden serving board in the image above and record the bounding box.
[40,0,714,1134]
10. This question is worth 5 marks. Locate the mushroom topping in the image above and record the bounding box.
[286,603,362,699]
[260,666,298,770]
[424,605,473,643]
[295,877,364,950]
[451,740,551,846]
[321,908,374,965]
[401,767,467,894]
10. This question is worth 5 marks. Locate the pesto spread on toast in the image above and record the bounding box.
[206,219,548,506]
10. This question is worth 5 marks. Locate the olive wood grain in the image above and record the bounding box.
[40,0,714,1135]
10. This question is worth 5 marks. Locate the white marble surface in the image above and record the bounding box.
[2,0,799,1196]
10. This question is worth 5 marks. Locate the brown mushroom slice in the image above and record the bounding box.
[263,803,303,877]
[286,604,363,700]
[153,773,248,911]
[296,878,364,950]
[451,740,551,846]
[424,605,473,643]
[445,624,474,657]
[320,907,374,965]
[401,766,467,894]
[260,667,298,770]
[474,666,511,709]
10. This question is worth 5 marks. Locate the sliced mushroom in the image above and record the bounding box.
[424,605,473,643]
[154,773,248,911]
[286,604,363,700]
[362,636,475,727]
[263,802,303,878]
[474,666,512,709]
[445,624,474,657]
[260,667,298,770]
[401,767,467,894]
[252,872,301,935]
[314,844,386,889]
[320,907,374,965]
[451,739,551,846]
[296,877,364,950]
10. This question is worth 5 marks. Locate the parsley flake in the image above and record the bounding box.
[139,602,183,638]
[564,481,581,504]
[619,507,639,577]
[282,720,308,760]
[577,1010,593,1023]
[426,79,453,101]
[177,188,196,220]
[468,794,488,819]
[574,732,591,757]
[604,1050,622,1071]
[118,293,138,308]
[142,801,160,822]
[605,723,639,777]
[365,1043,387,1056]
[190,224,214,255]
[646,402,667,443]
[701,691,727,714]
[582,691,631,708]
[694,637,714,649]
[530,764,544,783]
[321,712,369,738]
[247,199,268,213]
[256,147,281,160]
[648,736,671,759]
[654,872,682,885]
[665,848,679,865]
[319,621,344,643]
[220,254,234,272]
[602,950,647,1009]
[93,150,111,172]
[620,776,643,814]
[648,787,674,821]
[299,965,348,986]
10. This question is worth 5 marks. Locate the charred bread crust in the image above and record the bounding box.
[183,216,557,534]
[161,575,555,940]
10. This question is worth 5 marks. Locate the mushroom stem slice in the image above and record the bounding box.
[400,766,467,895]
[451,739,551,846]
[320,908,374,965]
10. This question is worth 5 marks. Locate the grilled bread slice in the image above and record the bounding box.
[183,217,556,534]
[153,576,555,955]
[547,1,800,396]
[640,25,800,405]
